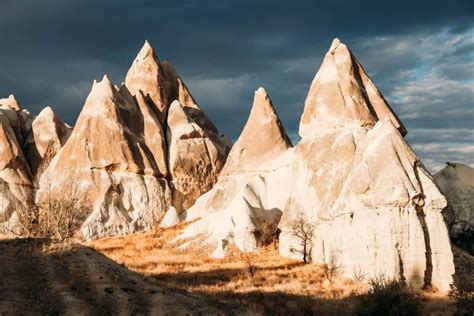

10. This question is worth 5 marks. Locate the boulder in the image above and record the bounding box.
[178,88,293,257]
[279,39,454,292]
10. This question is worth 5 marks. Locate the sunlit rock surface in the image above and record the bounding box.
[178,88,293,257]
[279,39,454,292]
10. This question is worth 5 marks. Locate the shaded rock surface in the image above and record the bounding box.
[0,112,34,227]
[279,39,454,292]
[435,163,474,253]
[178,88,293,257]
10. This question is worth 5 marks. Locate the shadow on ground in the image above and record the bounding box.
[0,238,472,315]
[0,238,244,315]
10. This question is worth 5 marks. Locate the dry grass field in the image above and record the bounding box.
[87,223,470,315]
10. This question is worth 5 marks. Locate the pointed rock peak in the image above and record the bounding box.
[168,100,188,121]
[299,38,406,138]
[329,37,341,53]
[90,74,116,99]
[254,87,272,110]
[37,106,55,119]
[221,88,292,175]
[249,87,289,138]
[136,40,158,61]
[0,94,22,110]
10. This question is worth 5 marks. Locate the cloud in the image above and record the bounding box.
[0,1,472,172]
[348,27,473,171]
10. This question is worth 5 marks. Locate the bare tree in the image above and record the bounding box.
[37,175,91,241]
[289,215,314,263]
[2,174,91,242]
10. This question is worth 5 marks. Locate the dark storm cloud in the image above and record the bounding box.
[0,0,472,171]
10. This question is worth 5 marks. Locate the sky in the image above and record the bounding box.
[0,0,472,172]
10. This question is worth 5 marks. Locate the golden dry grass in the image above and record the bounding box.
[86,224,466,315]
[87,223,369,313]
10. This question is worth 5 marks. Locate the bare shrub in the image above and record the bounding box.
[37,175,91,241]
[0,192,39,237]
[242,253,257,279]
[289,215,314,263]
[352,265,367,283]
[321,241,340,286]
[2,175,91,241]
[355,277,421,316]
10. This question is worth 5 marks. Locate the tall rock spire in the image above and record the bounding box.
[279,38,453,292]
[177,87,294,257]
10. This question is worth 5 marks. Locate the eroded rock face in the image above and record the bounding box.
[0,112,33,227]
[435,163,474,251]
[177,88,293,257]
[25,106,72,176]
[166,100,230,212]
[125,43,231,214]
[39,76,172,239]
[279,39,454,292]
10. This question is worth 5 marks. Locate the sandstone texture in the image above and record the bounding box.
[278,39,454,292]
[178,88,293,257]
[39,76,173,240]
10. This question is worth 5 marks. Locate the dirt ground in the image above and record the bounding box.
[0,226,472,315]
[0,238,245,315]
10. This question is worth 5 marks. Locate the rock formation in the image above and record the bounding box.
[166,99,230,213]
[435,163,474,252]
[38,39,231,240]
[0,94,34,146]
[0,112,33,227]
[278,39,454,292]
[25,106,72,176]
[124,42,231,213]
[177,88,293,257]
[39,76,173,239]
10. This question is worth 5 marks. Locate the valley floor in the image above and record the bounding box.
[0,223,472,315]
